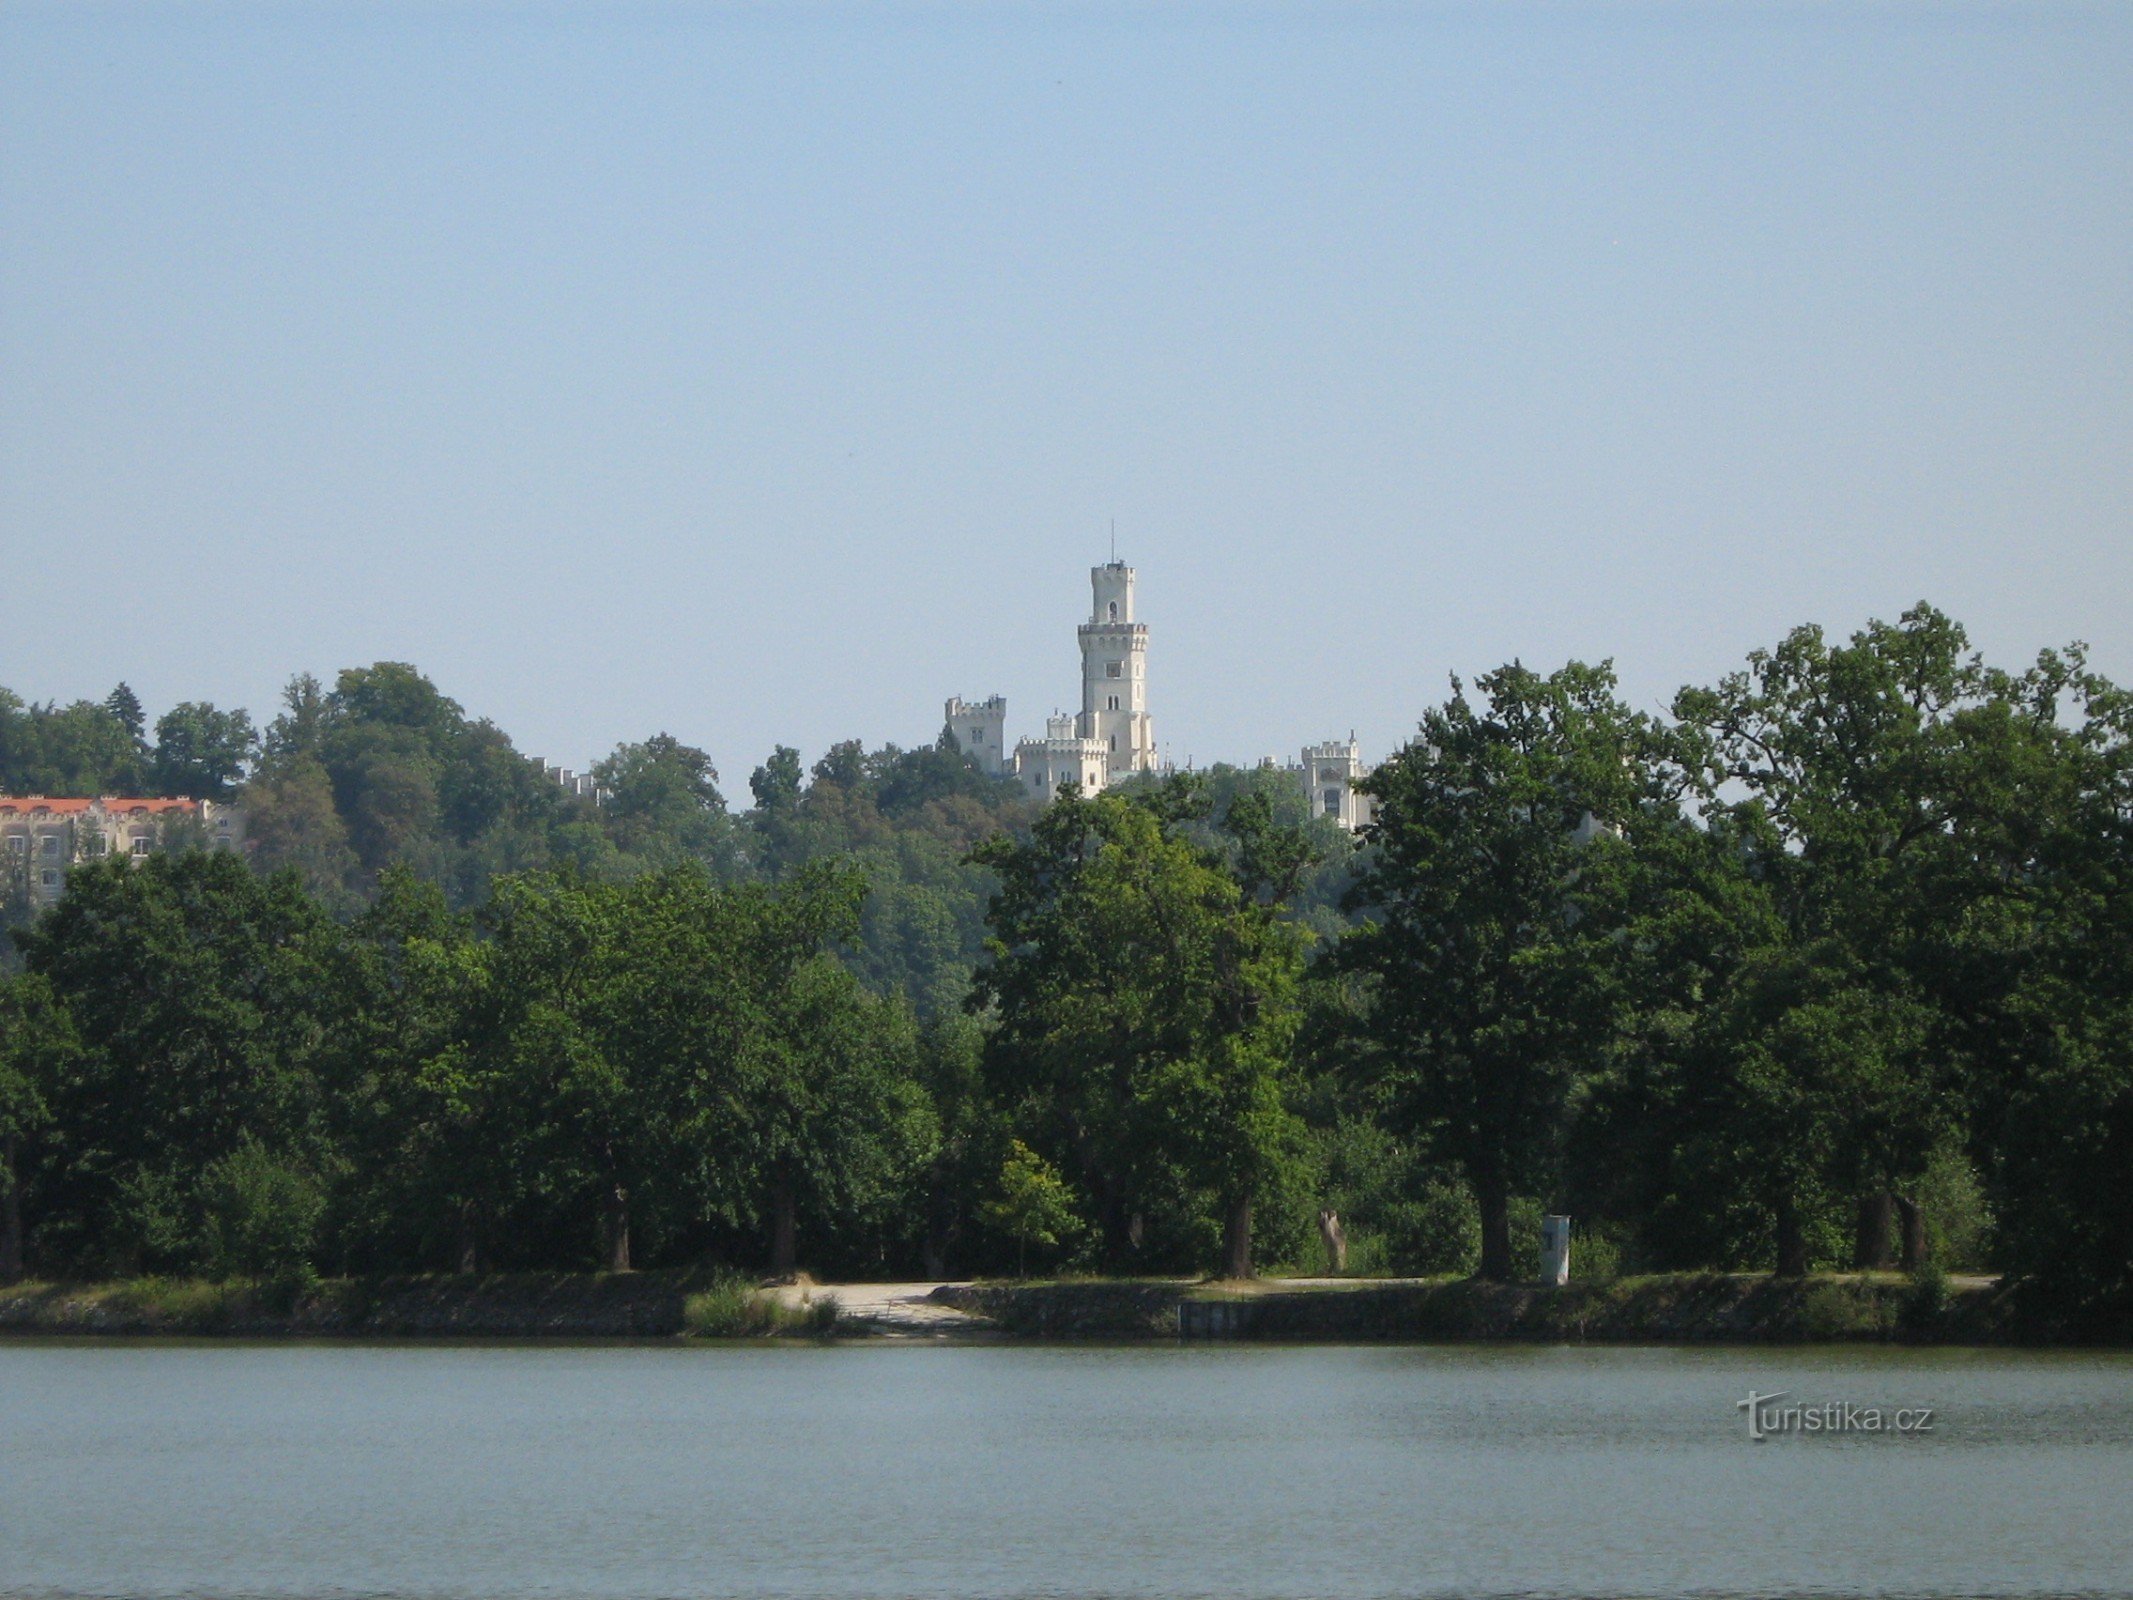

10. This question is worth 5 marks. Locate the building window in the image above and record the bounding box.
[4,835,22,855]
[40,869,58,888]
[1108,602,1118,620]
[1106,660,1122,679]
[1108,735,1117,751]
[131,837,152,857]
[1324,790,1341,816]
[41,835,61,856]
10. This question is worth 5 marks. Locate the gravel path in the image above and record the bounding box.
[768,1281,994,1337]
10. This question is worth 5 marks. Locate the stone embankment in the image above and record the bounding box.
[937,1272,2049,1344]
[0,1272,694,1338]
[0,1269,2110,1343]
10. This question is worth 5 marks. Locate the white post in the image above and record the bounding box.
[1541,1215,1571,1286]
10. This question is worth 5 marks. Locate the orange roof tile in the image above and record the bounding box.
[0,796,204,816]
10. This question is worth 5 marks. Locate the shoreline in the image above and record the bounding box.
[2,1268,2123,1346]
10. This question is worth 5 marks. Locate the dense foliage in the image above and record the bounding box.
[0,605,2127,1318]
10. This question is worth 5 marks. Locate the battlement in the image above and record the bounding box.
[945,695,1011,775]
[531,759,610,806]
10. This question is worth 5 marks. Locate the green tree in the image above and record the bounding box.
[1338,662,1659,1280]
[152,702,257,799]
[1671,606,1992,1268]
[103,683,146,748]
[973,780,1311,1277]
[244,758,363,909]
[980,1139,1082,1277]
[594,733,734,866]
[14,852,338,1274]
[0,974,76,1279]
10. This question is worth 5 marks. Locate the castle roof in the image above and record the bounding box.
[0,796,207,816]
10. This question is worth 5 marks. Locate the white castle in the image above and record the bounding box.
[945,562,1374,830]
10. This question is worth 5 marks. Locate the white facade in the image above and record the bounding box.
[946,562,1159,798]
[1077,562,1156,781]
[944,695,1009,776]
[1299,739,1374,831]
[1012,714,1109,798]
[1,796,246,911]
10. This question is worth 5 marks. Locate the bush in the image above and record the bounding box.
[1916,1147,1995,1271]
[198,1141,323,1280]
[1573,1220,1628,1283]
[683,1273,839,1338]
[1799,1278,1895,1340]
[1377,1179,1481,1276]
[1902,1260,1953,1335]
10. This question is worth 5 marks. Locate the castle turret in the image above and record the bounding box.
[1302,737,1373,831]
[945,695,1008,775]
[1077,561,1154,780]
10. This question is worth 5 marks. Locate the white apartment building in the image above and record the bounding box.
[0,796,245,911]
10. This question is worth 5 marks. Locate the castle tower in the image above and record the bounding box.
[1302,737,1373,831]
[944,695,1008,775]
[1077,561,1154,779]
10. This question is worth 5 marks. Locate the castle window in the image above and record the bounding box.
[1106,660,1122,679]
[4,835,22,854]
[131,837,152,857]
[1108,602,1118,620]
[40,870,57,887]
[1109,735,1116,750]
[1107,696,1119,711]
[1324,790,1341,816]
[41,835,60,856]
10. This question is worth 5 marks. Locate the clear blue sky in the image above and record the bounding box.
[4,3,2127,786]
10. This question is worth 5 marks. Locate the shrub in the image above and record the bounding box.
[683,1273,839,1338]
[1573,1220,1628,1284]
[198,1141,323,1280]
[1916,1147,1995,1272]
[1799,1278,1895,1340]
[1902,1259,1953,1335]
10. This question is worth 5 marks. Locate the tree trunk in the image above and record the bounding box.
[453,1197,482,1275]
[1895,1194,1927,1271]
[601,1182,631,1273]
[1222,1195,1253,1280]
[770,1175,797,1280]
[1853,1191,1894,1271]
[1476,1176,1513,1281]
[1,1133,22,1284]
[1774,1197,1810,1278]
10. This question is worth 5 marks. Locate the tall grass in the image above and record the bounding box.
[682,1274,840,1338]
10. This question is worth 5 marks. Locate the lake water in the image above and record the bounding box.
[2,1341,2129,1599]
